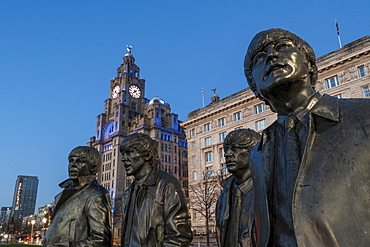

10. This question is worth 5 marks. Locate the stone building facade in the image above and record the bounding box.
[87,51,188,243]
[181,36,370,234]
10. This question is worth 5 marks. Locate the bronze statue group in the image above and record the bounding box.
[42,29,370,247]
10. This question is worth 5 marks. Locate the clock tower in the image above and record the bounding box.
[87,48,189,244]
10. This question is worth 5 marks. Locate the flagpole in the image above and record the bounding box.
[202,87,205,107]
[335,20,342,48]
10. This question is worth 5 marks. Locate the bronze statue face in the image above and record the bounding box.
[121,147,147,176]
[68,155,91,179]
[224,144,251,177]
[251,38,310,101]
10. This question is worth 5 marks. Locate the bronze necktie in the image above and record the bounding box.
[284,115,300,206]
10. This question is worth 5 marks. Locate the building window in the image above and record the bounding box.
[205,166,214,177]
[191,128,196,137]
[204,123,211,132]
[205,137,212,146]
[219,132,226,142]
[191,142,196,149]
[192,155,196,164]
[336,94,343,99]
[358,66,366,78]
[220,148,225,158]
[218,118,225,127]
[325,76,340,89]
[234,112,241,121]
[362,86,370,97]
[256,119,266,131]
[206,151,213,162]
[193,171,197,181]
[255,104,265,114]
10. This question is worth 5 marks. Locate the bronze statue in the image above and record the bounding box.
[216,129,261,247]
[244,28,370,246]
[119,133,192,246]
[43,146,112,247]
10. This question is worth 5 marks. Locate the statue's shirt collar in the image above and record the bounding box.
[278,92,322,127]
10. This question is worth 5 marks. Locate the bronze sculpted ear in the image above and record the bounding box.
[145,151,153,161]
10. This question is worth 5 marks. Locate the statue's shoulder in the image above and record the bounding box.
[158,169,183,189]
[88,180,109,196]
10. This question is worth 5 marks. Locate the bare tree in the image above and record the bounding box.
[189,168,229,247]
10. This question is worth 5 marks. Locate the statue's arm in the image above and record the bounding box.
[163,183,193,246]
[72,190,112,247]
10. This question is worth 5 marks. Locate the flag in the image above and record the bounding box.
[335,20,340,36]
[335,19,342,48]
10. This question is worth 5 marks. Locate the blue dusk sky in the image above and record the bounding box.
[0,0,369,210]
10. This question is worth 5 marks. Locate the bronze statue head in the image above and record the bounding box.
[120,133,160,177]
[244,28,318,106]
[68,146,100,179]
[223,129,260,179]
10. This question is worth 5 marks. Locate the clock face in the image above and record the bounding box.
[128,85,141,98]
[112,85,120,99]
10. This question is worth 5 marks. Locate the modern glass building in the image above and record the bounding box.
[10,175,39,220]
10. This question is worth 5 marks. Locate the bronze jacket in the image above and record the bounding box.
[216,176,255,247]
[121,168,192,246]
[250,94,370,247]
[43,176,112,247]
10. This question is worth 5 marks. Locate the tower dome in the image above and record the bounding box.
[149,96,166,105]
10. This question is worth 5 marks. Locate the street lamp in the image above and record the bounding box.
[42,218,47,239]
[30,220,36,244]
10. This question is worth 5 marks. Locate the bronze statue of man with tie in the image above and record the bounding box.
[244,28,370,246]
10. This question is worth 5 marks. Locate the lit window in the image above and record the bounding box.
[234,112,241,121]
[192,155,196,164]
[255,104,265,114]
[204,123,211,132]
[218,118,225,127]
[358,66,366,78]
[206,151,213,162]
[362,86,370,97]
[219,132,226,142]
[256,119,266,131]
[325,76,340,89]
[205,137,212,146]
